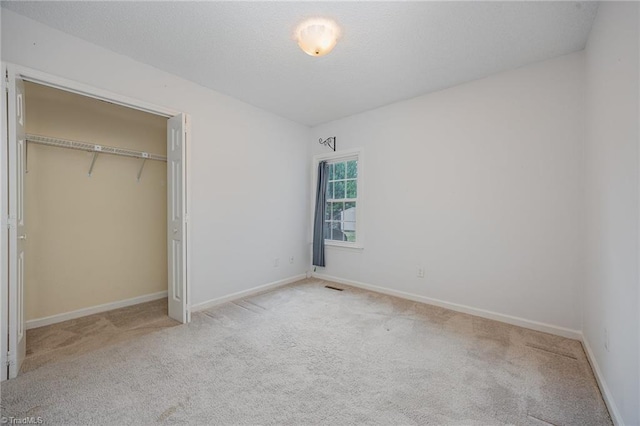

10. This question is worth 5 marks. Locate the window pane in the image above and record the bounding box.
[334,162,345,179]
[342,221,356,232]
[344,202,356,222]
[324,202,331,220]
[332,223,346,241]
[324,221,331,239]
[331,202,345,220]
[326,182,334,199]
[342,204,356,242]
[334,181,345,199]
[328,163,334,180]
[347,160,357,178]
[346,180,357,198]
[325,221,335,241]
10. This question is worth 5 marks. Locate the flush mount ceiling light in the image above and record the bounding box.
[295,18,341,57]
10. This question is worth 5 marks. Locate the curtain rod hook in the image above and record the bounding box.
[319,137,336,151]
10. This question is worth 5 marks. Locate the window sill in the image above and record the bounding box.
[325,241,364,250]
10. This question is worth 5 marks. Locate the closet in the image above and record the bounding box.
[21,82,173,371]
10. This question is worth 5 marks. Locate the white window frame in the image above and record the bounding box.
[311,148,363,250]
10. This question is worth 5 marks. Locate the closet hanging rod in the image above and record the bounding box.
[26,134,167,162]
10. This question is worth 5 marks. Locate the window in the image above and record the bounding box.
[313,149,362,248]
[325,159,358,242]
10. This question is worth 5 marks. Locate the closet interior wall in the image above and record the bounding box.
[24,82,168,322]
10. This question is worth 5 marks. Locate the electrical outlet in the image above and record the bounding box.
[417,267,425,278]
[604,328,610,352]
[289,256,294,264]
[273,258,279,267]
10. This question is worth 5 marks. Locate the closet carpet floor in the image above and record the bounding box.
[2,279,611,425]
[21,298,179,373]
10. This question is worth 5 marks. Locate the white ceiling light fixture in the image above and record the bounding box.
[295,18,341,57]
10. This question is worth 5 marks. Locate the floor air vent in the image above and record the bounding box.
[324,285,344,291]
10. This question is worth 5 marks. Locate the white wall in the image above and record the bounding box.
[311,52,586,334]
[1,10,311,307]
[583,3,640,425]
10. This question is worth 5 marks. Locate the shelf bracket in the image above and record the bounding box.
[87,146,102,177]
[137,153,149,182]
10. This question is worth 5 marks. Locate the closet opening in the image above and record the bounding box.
[3,63,190,380]
[6,79,185,375]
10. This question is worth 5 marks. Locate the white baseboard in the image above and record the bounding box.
[312,273,582,340]
[26,291,168,330]
[191,274,307,312]
[581,335,624,426]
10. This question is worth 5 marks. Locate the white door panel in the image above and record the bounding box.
[167,113,188,323]
[8,71,26,378]
[1,66,8,382]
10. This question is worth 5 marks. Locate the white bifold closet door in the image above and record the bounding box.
[167,113,188,324]
[7,73,27,379]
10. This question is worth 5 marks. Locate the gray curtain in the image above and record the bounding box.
[312,161,329,267]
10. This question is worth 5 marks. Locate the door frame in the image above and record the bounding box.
[1,62,192,380]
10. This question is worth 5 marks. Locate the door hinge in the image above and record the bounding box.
[5,352,13,366]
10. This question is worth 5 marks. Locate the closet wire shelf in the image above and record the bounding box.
[26,134,167,180]
[26,134,167,162]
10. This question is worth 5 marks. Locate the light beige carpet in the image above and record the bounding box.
[1,279,611,425]
[22,298,179,373]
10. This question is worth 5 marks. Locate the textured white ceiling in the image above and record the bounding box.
[2,1,598,126]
